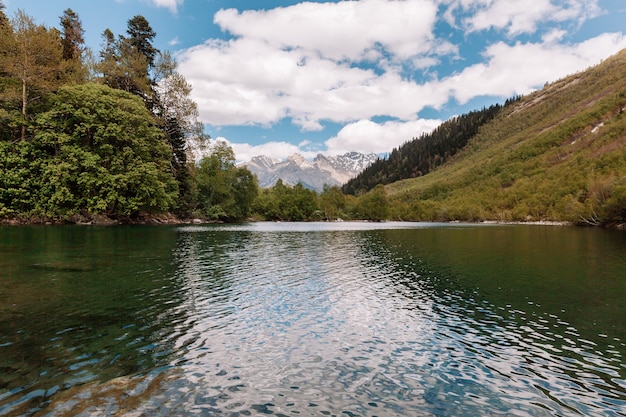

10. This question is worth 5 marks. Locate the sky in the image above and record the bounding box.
[5,0,626,162]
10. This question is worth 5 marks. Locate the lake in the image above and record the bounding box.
[1,222,625,416]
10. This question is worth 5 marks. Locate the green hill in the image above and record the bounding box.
[344,101,512,195]
[383,49,626,226]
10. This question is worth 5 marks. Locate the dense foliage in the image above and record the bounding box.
[0,6,257,222]
[196,141,258,222]
[344,101,515,195]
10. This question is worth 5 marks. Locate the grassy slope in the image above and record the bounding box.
[386,49,626,225]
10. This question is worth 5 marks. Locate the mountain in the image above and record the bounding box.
[381,48,626,226]
[241,152,378,192]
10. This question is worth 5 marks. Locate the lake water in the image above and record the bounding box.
[1,222,625,416]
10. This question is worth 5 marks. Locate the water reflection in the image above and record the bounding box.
[0,226,183,415]
[1,223,625,416]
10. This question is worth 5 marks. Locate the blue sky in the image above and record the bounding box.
[5,0,626,161]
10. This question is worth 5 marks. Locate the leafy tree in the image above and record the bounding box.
[196,141,258,221]
[0,140,39,216]
[232,167,259,220]
[251,179,320,221]
[356,184,388,221]
[32,83,178,217]
[319,184,345,220]
[0,10,65,140]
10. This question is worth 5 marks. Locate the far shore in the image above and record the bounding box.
[3,213,623,229]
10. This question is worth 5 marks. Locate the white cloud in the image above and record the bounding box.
[149,0,183,14]
[443,32,626,104]
[325,119,443,155]
[178,37,449,131]
[175,0,463,132]
[168,36,180,46]
[445,0,602,36]
[214,0,441,62]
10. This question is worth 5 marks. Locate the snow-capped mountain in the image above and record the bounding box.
[240,152,378,192]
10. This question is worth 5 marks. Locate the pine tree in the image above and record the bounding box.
[126,15,157,69]
[59,8,84,61]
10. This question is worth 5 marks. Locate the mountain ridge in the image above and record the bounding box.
[240,152,378,192]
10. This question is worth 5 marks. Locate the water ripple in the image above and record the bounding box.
[1,224,625,416]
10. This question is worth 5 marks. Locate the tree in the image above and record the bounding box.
[0,10,65,140]
[251,179,320,221]
[59,8,86,83]
[152,51,206,215]
[0,1,9,29]
[126,15,157,69]
[97,29,152,97]
[320,184,345,220]
[97,15,159,99]
[60,8,84,61]
[196,141,258,221]
[357,184,388,221]
[32,83,178,217]
[232,167,258,220]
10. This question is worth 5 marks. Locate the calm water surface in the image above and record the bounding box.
[0,222,625,416]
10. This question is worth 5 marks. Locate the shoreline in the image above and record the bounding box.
[2,214,622,229]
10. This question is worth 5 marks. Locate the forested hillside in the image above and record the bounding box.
[382,48,626,226]
[344,100,518,195]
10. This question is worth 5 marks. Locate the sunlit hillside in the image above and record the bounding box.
[384,49,626,226]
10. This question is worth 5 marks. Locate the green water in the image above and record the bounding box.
[1,223,625,416]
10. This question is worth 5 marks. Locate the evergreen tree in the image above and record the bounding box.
[97,15,158,99]
[59,8,86,83]
[0,1,9,29]
[59,8,84,61]
[153,52,207,215]
[126,15,157,69]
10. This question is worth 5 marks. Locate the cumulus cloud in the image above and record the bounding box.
[178,37,448,131]
[213,0,442,62]
[176,0,457,132]
[325,119,443,156]
[443,32,626,104]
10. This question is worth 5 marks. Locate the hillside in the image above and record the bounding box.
[383,49,626,226]
[344,101,513,195]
